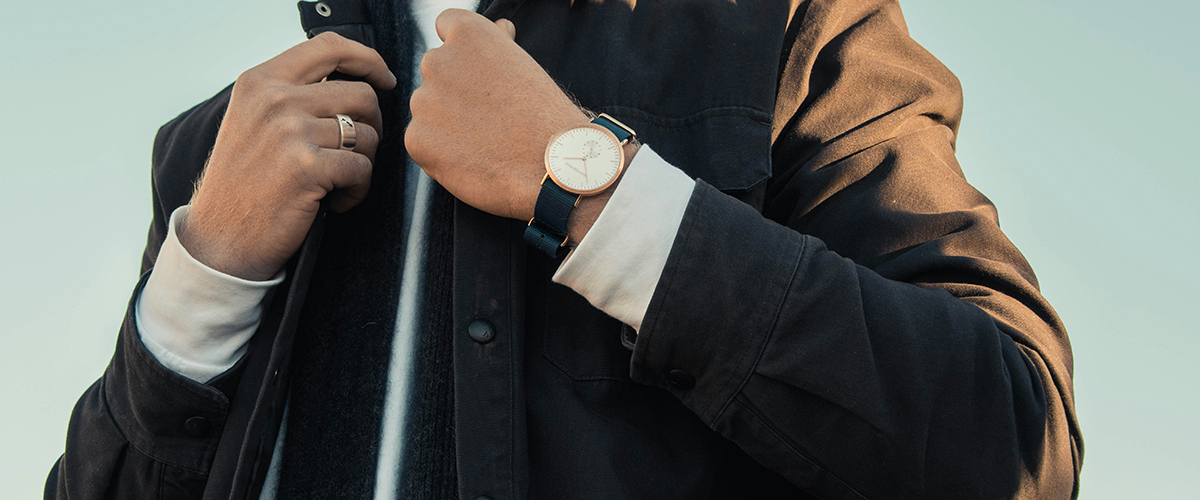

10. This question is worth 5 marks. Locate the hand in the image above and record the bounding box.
[405,9,589,221]
[184,32,397,281]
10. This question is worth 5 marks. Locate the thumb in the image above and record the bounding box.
[495,18,516,40]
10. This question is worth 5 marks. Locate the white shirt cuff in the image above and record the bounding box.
[135,205,284,383]
[552,145,696,332]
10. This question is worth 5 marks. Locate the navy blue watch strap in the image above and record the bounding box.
[524,179,578,258]
[525,223,569,258]
[534,178,579,232]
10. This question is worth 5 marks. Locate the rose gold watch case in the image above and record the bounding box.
[543,121,626,196]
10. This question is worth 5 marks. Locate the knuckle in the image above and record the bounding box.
[434,9,458,30]
[439,9,480,34]
[312,30,346,48]
[459,22,487,42]
[350,81,379,108]
[234,70,253,87]
[358,123,379,147]
[234,70,260,94]
[261,87,290,114]
[353,154,373,179]
[409,87,429,115]
[278,116,306,138]
[337,154,371,189]
[294,143,321,171]
[403,125,425,161]
[311,31,353,61]
[418,49,439,78]
[442,12,488,42]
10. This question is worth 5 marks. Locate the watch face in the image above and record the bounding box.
[545,124,624,195]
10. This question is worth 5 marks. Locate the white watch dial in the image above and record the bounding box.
[546,125,623,195]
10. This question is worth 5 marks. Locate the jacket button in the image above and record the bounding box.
[468,319,495,344]
[184,416,211,437]
[666,369,695,390]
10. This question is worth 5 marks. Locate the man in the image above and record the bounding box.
[47,0,1083,498]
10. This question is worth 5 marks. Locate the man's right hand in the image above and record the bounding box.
[183,32,397,281]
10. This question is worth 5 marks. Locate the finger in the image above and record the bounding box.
[327,180,372,213]
[434,8,478,42]
[309,148,374,213]
[319,118,380,162]
[292,80,384,135]
[495,19,516,40]
[258,31,397,89]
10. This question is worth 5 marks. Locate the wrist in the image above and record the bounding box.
[567,142,639,243]
[180,205,277,281]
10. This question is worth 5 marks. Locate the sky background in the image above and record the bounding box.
[1,0,1197,498]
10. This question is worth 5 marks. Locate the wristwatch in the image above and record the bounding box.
[524,113,636,257]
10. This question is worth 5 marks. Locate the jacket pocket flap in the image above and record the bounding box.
[599,106,773,192]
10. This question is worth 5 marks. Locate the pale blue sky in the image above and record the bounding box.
[1,0,1196,498]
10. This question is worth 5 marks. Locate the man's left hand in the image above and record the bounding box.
[406,9,589,221]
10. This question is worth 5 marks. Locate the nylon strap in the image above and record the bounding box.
[524,179,578,258]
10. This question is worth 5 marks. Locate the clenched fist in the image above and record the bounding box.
[405,9,591,222]
[184,32,397,281]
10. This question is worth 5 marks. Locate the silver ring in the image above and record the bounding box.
[336,114,357,150]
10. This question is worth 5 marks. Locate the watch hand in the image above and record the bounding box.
[582,157,588,182]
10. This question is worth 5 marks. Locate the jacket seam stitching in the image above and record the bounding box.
[732,396,872,500]
[156,460,166,499]
[542,349,634,383]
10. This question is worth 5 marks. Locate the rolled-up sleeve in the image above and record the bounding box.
[49,273,232,499]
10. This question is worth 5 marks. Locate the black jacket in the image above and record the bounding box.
[48,0,1082,498]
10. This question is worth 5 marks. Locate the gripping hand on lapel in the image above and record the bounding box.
[183,32,397,281]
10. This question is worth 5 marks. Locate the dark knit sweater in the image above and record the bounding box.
[270,1,478,498]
